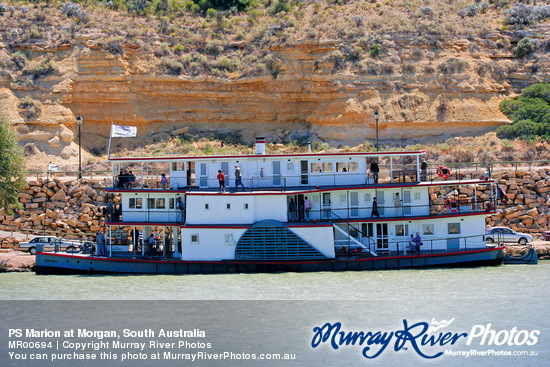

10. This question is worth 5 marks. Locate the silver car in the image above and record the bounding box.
[486,227,533,245]
[18,236,80,255]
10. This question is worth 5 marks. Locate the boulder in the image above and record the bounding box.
[50,189,67,202]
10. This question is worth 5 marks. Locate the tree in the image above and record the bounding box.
[0,115,26,213]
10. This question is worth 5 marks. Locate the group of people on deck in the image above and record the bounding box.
[288,196,312,222]
[117,170,136,189]
[217,165,245,193]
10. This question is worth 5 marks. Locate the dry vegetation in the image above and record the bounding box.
[0,0,543,82]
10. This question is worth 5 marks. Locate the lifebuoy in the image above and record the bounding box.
[444,199,459,212]
[437,166,450,179]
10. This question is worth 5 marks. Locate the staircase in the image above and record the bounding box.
[333,224,377,256]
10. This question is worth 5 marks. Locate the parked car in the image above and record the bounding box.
[18,236,80,255]
[486,227,533,245]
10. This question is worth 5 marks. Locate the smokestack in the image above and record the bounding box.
[255,137,265,155]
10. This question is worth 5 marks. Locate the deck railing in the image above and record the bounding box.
[104,170,497,192]
[334,233,490,258]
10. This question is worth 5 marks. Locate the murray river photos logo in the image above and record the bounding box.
[311,319,540,359]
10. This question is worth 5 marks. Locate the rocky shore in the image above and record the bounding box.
[0,177,113,238]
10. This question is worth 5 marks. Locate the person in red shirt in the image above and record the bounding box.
[217,169,226,193]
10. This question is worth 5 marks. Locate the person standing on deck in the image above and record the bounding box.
[370,160,379,184]
[129,171,136,188]
[95,231,105,256]
[371,197,380,218]
[148,234,155,256]
[421,158,428,181]
[161,173,167,189]
[217,170,226,193]
[304,196,312,221]
[298,196,305,221]
[288,198,296,221]
[235,165,245,190]
[176,197,185,223]
[412,232,422,255]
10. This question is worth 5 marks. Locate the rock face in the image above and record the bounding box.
[3,30,550,169]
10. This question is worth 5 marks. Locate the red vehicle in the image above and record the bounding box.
[544,231,550,241]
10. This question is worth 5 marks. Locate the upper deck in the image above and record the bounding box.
[106,147,461,191]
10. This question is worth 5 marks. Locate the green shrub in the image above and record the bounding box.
[174,44,185,54]
[369,43,381,58]
[18,96,42,120]
[438,58,468,74]
[514,37,534,57]
[161,58,184,75]
[216,56,233,70]
[11,51,27,70]
[22,57,58,79]
[498,83,550,140]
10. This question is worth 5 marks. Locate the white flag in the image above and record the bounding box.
[111,125,137,138]
[47,163,60,171]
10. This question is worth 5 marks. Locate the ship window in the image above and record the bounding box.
[348,162,358,172]
[364,193,371,202]
[244,203,249,210]
[287,162,294,171]
[205,203,209,210]
[336,162,347,172]
[396,224,409,237]
[191,234,199,243]
[311,162,322,173]
[156,198,165,209]
[448,223,461,234]
[147,198,156,209]
[169,198,175,209]
[227,203,231,209]
[339,194,346,203]
[172,162,184,171]
[322,162,333,173]
[312,195,319,202]
[129,198,142,209]
[422,224,434,236]
[361,223,373,237]
[414,192,421,200]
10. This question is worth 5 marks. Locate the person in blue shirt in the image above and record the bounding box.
[411,233,422,254]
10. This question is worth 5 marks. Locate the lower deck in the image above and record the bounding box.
[35,247,504,275]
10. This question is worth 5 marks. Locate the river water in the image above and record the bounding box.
[1,263,549,366]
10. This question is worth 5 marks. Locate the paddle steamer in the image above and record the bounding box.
[35,138,503,274]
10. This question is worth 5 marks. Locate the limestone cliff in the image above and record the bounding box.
[1,3,549,170]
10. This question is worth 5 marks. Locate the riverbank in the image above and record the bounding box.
[0,251,35,272]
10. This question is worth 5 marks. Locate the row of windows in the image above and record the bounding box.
[311,162,359,173]
[395,223,461,237]
[170,161,360,174]
[129,198,252,210]
[129,198,178,210]
[190,233,235,245]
